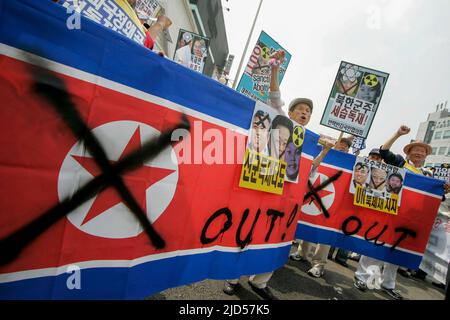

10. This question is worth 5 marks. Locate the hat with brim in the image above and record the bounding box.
[403,141,432,156]
[289,98,313,113]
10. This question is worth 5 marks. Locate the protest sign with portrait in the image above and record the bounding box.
[321,62,389,138]
[240,102,304,194]
[173,29,210,74]
[350,156,406,215]
[236,31,291,103]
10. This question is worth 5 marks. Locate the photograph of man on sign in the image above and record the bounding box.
[268,115,293,160]
[248,110,271,155]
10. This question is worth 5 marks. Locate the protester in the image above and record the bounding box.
[352,148,407,299]
[354,125,449,300]
[126,0,171,50]
[290,136,352,278]
[223,49,315,300]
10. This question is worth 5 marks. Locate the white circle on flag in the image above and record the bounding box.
[58,121,178,239]
[301,172,336,216]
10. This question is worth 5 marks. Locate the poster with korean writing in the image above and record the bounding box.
[321,62,389,138]
[173,29,210,74]
[240,102,304,194]
[349,156,406,215]
[59,0,146,45]
[236,31,291,103]
[432,163,450,182]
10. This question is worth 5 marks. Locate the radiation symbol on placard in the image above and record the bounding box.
[292,126,305,148]
[364,74,378,87]
[262,46,270,60]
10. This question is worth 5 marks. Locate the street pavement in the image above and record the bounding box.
[147,243,445,301]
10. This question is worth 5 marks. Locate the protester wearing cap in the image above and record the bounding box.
[368,148,382,162]
[223,50,316,300]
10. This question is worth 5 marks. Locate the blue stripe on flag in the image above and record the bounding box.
[0,245,291,300]
[295,223,423,269]
[0,0,255,130]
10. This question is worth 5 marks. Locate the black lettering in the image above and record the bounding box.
[364,222,387,246]
[265,209,284,242]
[390,227,416,251]
[200,208,233,245]
[342,216,362,236]
[235,209,261,249]
[282,204,299,240]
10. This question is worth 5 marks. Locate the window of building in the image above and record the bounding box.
[448,148,450,156]
[432,147,437,155]
[435,131,442,139]
[444,130,450,139]
[438,147,447,155]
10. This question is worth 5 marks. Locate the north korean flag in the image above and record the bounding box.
[295,133,445,269]
[0,0,309,299]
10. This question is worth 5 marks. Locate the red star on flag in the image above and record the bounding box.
[72,126,175,225]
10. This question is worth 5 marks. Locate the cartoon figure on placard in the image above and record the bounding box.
[268,115,293,160]
[248,110,271,155]
[356,73,385,104]
[284,125,304,182]
[332,63,363,97]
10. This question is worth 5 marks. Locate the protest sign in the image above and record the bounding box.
[239,102,305,194]
[351,136,366,155]
[134,0,172,44]
[295,143,445,269]
[59,0,146,45]
[431,163,450,182]
[321,61,389,138]
[0,0,310,299]
[236,31,291,103]
[350,157,406,215]
[173,29,210,74]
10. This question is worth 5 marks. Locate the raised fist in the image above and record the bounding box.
[397,125,410,136]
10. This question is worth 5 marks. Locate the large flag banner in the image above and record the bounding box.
[295,136,445,269]
[0,0,309,299]
[58,0,147,45]
[320,62,389,138]
[236,31,291,103]
[173,29,210,74]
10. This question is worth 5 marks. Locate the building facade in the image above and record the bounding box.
[415,101,450,167]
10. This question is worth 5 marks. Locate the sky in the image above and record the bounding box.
[221,0,450,155]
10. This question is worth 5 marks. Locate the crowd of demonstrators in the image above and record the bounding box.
[51,1,449,298]
[226,47,450,299]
